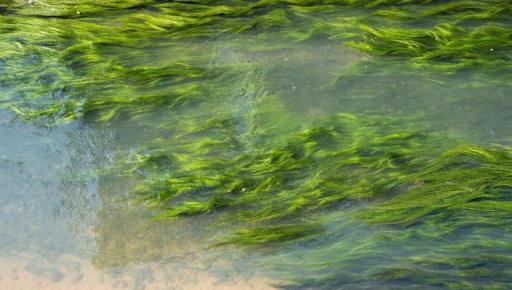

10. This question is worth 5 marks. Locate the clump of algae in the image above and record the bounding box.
[127,111,512,241]
[1,0,511,123]
[120,110,512,289]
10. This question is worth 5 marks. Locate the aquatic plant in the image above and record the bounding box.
[113,108,512,288]
[125,110,511,236]
[1,0,511,123]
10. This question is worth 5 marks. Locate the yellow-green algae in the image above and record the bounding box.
[1,0,512,123]
[118,109,512,288]
[1,0,512,289]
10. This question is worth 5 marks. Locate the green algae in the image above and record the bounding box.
[1,0,512,289]
[126,111,512,242]
[1,0,511,123]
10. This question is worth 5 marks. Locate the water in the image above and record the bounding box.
[0,39,357,289]
[1,1,512,289]
[0,109,276,289]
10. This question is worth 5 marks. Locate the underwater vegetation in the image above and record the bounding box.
[115,110,512,289]
[131,111,512,231]
[1,0,512,289]
[1,0,511,123]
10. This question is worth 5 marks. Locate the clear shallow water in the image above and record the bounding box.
[0,108,277,289]
[1,2,512,289]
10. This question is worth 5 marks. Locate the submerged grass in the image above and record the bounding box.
[1,0,511,123]
[128,111,512,238]
[120,109,512,288]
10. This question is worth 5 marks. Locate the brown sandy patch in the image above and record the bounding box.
[0,254,277,290]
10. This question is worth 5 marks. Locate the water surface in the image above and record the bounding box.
[1,1,512,289]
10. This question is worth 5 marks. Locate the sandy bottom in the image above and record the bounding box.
[0,254,277,290]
